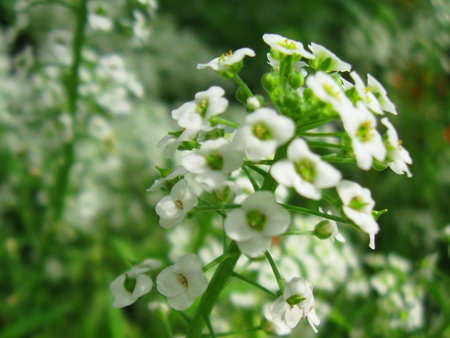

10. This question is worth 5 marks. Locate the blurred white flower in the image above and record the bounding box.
[263,34,314,60]
[381,117,412,177]
[197,48,255,74]
[306,71,352,111]
[308,42,351,73]
[367,74,397,115]
[156,254,208,311]
[350,71,383,115]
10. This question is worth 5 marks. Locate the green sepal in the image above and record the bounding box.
[236,87,249,104]
[123,274,137,293]
[261,72,280,92]
[155,166,173,178]
[178,140,199,151]
[372,159,388,171]
[203,128,225,141]
[372,209,388,220]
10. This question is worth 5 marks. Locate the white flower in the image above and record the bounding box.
[110,259,161,308]
[171,86,228,132]
[350,71,383,115]
[156,128,198,159]
[337,180,379,249]
[381,117,412,177]
[262,303,292,336]
[232,108,295,160]
[156,253,208,311]
[182,138,243,189]
[155,179,197,229]
[367,74,397,115]
[148,166,188,192]
[341,102,386,170]
[197,48,255,75]
[263,34,315,60]
[270,138,342,200]
[306,71,352,111]
[270,277,320,332]
[224,191,290,257]
[308,42,351,73]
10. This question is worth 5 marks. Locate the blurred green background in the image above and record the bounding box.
[0,0,449,337]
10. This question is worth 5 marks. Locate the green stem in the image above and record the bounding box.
[231,272,277,298]
[203,315,216,338]
[200,326,263,337]
[260,145,287,192]
[210,117,239,129]
[203,252,235,272]
[241,166,260,191]
[307,141,350,150]
[297,117,335,133]
[321,154,355,164]
[281,230,315,236]
[302,132,345,137]
[195,204,241,212]
[244,164,268,177]
[265,251,285,293]
[280,203,355,225]
[233,74,253,98]
[186,242,241,338]
[47,0,88,226]
[244,160,275,166]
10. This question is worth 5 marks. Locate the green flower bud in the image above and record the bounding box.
[314,220,334,240]
[280,89,301,110]
[288,70,305,89]
[236,87,250,104]
[372,159,388,171]
[262,72,280,92]
[372,209,388,220]
[123,274,137,293]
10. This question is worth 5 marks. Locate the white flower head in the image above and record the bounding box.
[110,259,161,308]
[341,102,386,170]
[171,86,228,132]
[182,138,244,189]
[306,71,352,111]
[224,191,290,257]
[308,42,351,73]
[156,253,208,311]
[263,34,315,60]
[270,277,320,332]
[350,71,383,115]
[381,118,412,177]
[262,303,292,336]
[197,48,255,78]
[337,180,379,249]
[367,74,397,115]
[155,179,197,229]
[232,108,295,160]
[148,166,188,192]
[271,138,342,200]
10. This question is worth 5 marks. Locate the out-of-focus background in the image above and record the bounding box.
[0,0,449,337]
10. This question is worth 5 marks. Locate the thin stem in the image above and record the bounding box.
[210,117,239,129]
[281,230,315,236]
[244,160,275,166]
[321,154,356,164]
[203,315,216,338]
[203,252,235,272]
[307,141,350,150]
[231,272,277,298]
[265,251,285,293]
[46,0,88,225]
[322,191,339,207]
[241,166,260,191]
[297,117,335,133]
[200,326,263,337]
[280,203,355,225]
[302,132,346,137]
[260,145,287,192]
[233,74,253,98]
[195,204,241,212]
[244,164,268,177]
[187,242,241,338]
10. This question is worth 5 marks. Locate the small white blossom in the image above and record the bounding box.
[381,118,412,177]
[367,74,397,115]
[263,303,292,336]
[197,48,255,73]
[155,179,197,229]
[306,71,352,111]
[350,71,383,115]
[148,166,188,192]
[224,191,290,258]
[263,34,315,60]
[308,42,351,73]
[341,102,386,170]
[156,254,208,311]
[232,108,295,160]
[182,138,243,189]
[270,138,342,200]
[270,277,320,332]
[110,259,161,308]
[337,180,379,249]
[171,86,228,132]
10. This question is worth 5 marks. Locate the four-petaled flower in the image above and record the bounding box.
[270,138,342,200]
[263,33,315,60]
[337,180,379,249]
[197,48,256,78]
[110,258,161,308]
[308,42,351,73]
[155,179,197,229]
[270,277,320,332]
[232,107,295,160]
[156,253,208,311]
[224,191,291,257]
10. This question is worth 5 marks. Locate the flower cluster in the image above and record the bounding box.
[111,33,412,336]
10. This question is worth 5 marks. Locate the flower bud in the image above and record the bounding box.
[372,209,388,220]
[262,72,280,92]
[288,70,305,89]
[313,220,334,240]
[280,89,301,110]
[236,87,250,104]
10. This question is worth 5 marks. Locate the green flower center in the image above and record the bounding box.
[295,159,317,183]
[280,39,297,50]
[123,274,137,293]
[246,210,266,232]
[356,121,374,142]
[252,122,273,140]
[349,196,368,211]
[286,295,306,305]
[178,274,188,287]
[196,99,208,117]
[205,153,224,170]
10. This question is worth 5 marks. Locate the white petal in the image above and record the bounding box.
[156,266,186,297]
[133,274,153,298]
[224,209,256,241]
[237,235,272,258]
[167,291,193,311]
[284,305,302,328]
